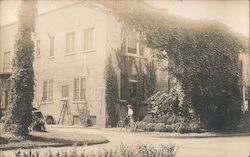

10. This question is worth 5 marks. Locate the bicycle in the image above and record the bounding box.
[116,116,137,132]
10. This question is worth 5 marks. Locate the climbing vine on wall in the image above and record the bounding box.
[105,54,119,127]
[114,48,156,121]
[105,1,249,131]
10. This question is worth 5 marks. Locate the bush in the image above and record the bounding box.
[165,125,173,132]
[155,123,166,132]
[136,121,147,131]
[190,122,202,133]
[145,123,156,132]
[8,143,178,157]
[142,114,156,123]
[155,114,169,124]
[172,122,186,133]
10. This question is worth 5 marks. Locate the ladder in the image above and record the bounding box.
[57,100,68,125]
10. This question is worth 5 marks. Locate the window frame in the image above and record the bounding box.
[73,78,80,101]
[41,79,53,103]
[73,77,87,102]
[83,28,94,51]
[80,77,86,101]
[49,37,55,58]
[125,30,144,57]
[66,32,75,54]
[3,51,11,72]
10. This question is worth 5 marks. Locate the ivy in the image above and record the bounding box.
[4,0,37,136]
[108,1,248,131]
[113,48,157,121]
[105,54,119,126]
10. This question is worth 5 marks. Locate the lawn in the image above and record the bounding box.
[0,127,109,151]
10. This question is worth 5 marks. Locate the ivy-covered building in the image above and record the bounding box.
[0,1,249,127]
[0,1,169,127]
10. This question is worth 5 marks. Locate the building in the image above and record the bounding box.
[0,1,166,127]
[0,1,249,127]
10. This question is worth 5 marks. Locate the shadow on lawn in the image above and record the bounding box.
[0,131,109,151]
[27,133,88,144]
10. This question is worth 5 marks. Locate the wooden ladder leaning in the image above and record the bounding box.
[57,99,68,125]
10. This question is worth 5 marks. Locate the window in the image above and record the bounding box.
[49,37,54,57]
[127,31,137,54]
[84,28,93,50]
[139,43,144,56]
[0,80,10,109]
[42,81,48,101]
[42,80,53,102]
[120,74,127,100]
[66,32,75,53]
[3,51,11,72]
[80,78,86,100]
[73,78,86,101]
[36,40,41,56]
[48,80,53,101]
[124,29,144,56]
[73,78,80,101]
[61,85,69,98]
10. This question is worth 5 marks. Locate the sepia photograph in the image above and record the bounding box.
[0,0,249,156]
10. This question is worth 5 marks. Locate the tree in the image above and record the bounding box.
[4,0,37,137]
[108,1,248,131]
[105,54,119,127]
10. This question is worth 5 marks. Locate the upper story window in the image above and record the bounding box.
[127,31,137,54]
[36,40,41,56]
[49,37,54,57]
[84,28,93,51]
[42,79,53,102]
[73,77,86,101]
[123,29,144,57]
[66,32,75,53]
[3,51,11,72]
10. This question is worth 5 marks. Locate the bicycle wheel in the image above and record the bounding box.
[116,120,124,131]
[128,121,137,132]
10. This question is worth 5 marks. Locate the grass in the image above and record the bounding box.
[0,130,109,151]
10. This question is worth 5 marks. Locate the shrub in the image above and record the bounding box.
[142,114,156,123]
[190,122,202,133]
[145,123,156,132]
[6,143,178,157]
[136,121,147,131]
[155,123,166,132]
[165,125,173,132]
